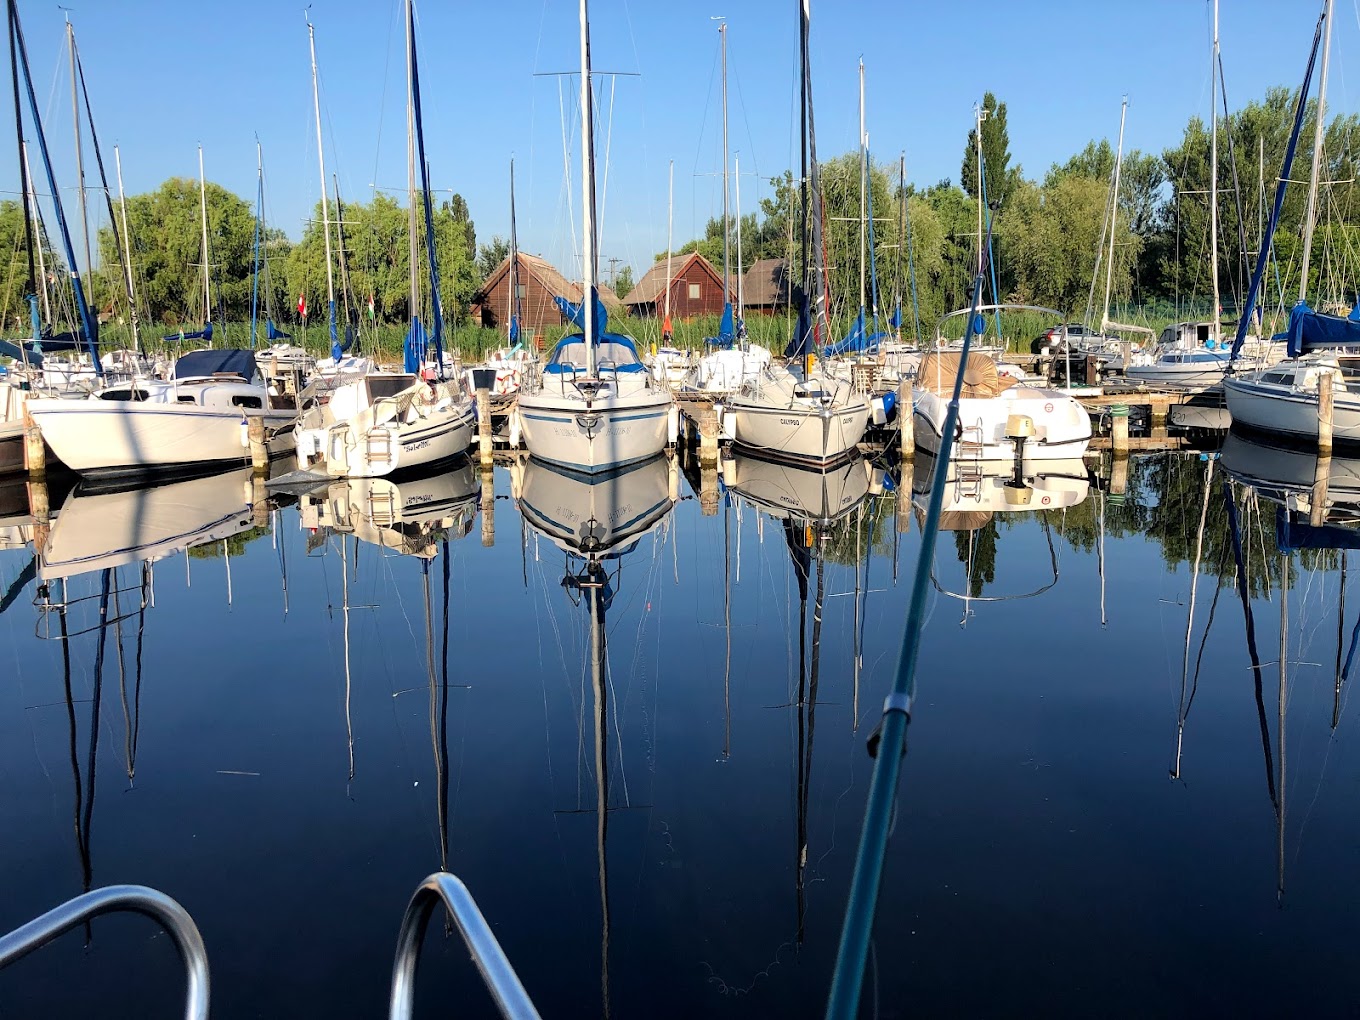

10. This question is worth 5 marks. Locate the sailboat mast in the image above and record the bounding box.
[308,21,338,351]
[719,20,730,305]
[1299,0,1333,303]
[251,143,262,348]
[664,159,673,328]
[975,103,984,276]
[405,0,421,322]
[66,21,93,290]
[859,59,866,316]
[1209,0,1221,338]
[588,569,611,1017]
[9,9,34,311]
[579,0,598,375]
[113,145,140,352]
[1100,98,1128,332]
[507,158,517,340]
[734,153,744,324]
[21,141,49,323]
[198,145,211,326]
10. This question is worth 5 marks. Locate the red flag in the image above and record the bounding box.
[298,293,307,318]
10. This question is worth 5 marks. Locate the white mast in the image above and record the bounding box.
[1100,98,1128,333]
[859,59,866,317]
[405,0,421,322]
[1299,0,1333,303]
[506,158,517,339]
[307,19,337,333]
[1209,0,1220,340]
[734,153,745,326]
[664,159,673,330]
[580,0,598,375]
[974,103,986,274]
[21,141,51,323]
[113,145,140,351]
[198,145,211,326]
[66,21,93,286]
[718,19,730,305]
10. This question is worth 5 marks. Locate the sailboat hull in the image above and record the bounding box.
[1224,375,1360,444]
[913,387,1092,460]
[517,383,671,474]
[26,400,294,478]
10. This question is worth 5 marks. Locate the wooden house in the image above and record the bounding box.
[471,252,624,337]
[621,252,735,319]
[742,258,791,315]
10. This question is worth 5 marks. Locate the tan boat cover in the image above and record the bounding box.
[912,507,995,532]
[916,352,1016,398]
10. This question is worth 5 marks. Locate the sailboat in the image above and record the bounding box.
[1220,2,1360,441]
[465,160,536,396]
[689,22,771,395]
[514,0,673,474]
[723,1,869,466]
[27,140,295,476]
[291,5,474,479]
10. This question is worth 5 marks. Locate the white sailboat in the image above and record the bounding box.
[723,2,870,466]
[292,6,473,478]
[514,0,672,474]
[1224,0,1346,442]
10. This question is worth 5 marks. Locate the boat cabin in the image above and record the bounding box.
[544,333,646,375]
[1158,322,1223,348]
[97,349,278,411]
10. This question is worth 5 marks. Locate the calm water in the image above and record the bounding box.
[1,437,1359,1018]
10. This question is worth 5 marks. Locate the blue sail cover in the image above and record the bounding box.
[265,320,292,341]
[1277,506,1360,552]
[404,316,428,374]
[509,314,520,344]
[786,301,813,360]
[173,348,257,380]
[0,337,41,365]
[890,301,902,330]
[704,302,735,349]
[26,329,96,355]
[161,322,213,344]
[544,332,645,373]
[553,292,609,337]
[1284,300,1360,357]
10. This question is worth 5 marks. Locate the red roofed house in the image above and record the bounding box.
[621,252,735,319]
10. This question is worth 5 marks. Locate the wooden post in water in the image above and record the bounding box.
[698,405,720,468]
[700,462,720,517]
[476,386,494,468]
[1110,403,1130,456]
[252,476,270,528]
[1318,371,1335,456]
[895,457,913,534]
[1312,452,1332,528]
[897,376,914,461]
[480,467,495,547]
[1110,452,1129,497]
[28,477,49,556]
[248,418,269,473]
[23,412,44,478]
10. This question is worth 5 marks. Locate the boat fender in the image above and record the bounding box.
[239,416,249,449]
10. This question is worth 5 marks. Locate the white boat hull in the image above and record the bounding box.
[301,404,475,478]
[517,384,671,474]
[722,450,870,523]
[41,467,258,580]
[1224,376,1360,444]
[726,385,871,465]
[26,400,293,477]
[913,386,1091,460]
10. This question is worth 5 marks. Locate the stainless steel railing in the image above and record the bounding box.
[389,872,540,1020]
[0,884,209,1020]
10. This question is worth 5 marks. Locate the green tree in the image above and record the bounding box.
[477,235,509,279]
[961,92,1020,209]
[613,265,634,299]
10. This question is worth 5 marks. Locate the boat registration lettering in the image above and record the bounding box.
[406,439,431,451]
[779,417,801,426]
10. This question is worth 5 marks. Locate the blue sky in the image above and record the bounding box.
[5,0,1356,286]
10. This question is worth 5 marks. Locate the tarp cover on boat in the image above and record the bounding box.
[1285,300,1360,357]
[1276,506,1360,551]
[916,352,1016,398]
[172,348,257,380]
[823,309,889,357]
[553,292,610,336]
[543,333,645,374]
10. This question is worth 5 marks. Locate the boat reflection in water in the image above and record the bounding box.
[913,450,1090,622]
[517,454,676,1018]
[723,450,872,942]
[1217,428,1360,903]
[298,460,480,558]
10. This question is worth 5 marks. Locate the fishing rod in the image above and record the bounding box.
[824,207,997,1019]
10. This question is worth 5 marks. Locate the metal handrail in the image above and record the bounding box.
[389,872,540,1020]
[0,884,209,1020]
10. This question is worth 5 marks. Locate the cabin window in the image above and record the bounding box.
[178,395,197,404]
[515,285,527,299]
[231,395,263,409]
[688,283,701,300]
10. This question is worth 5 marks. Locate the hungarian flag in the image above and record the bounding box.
[367,294,375,321]
[298,293,307,319]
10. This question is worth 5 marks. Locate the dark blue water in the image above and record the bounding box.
[1,440,1358,1018]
